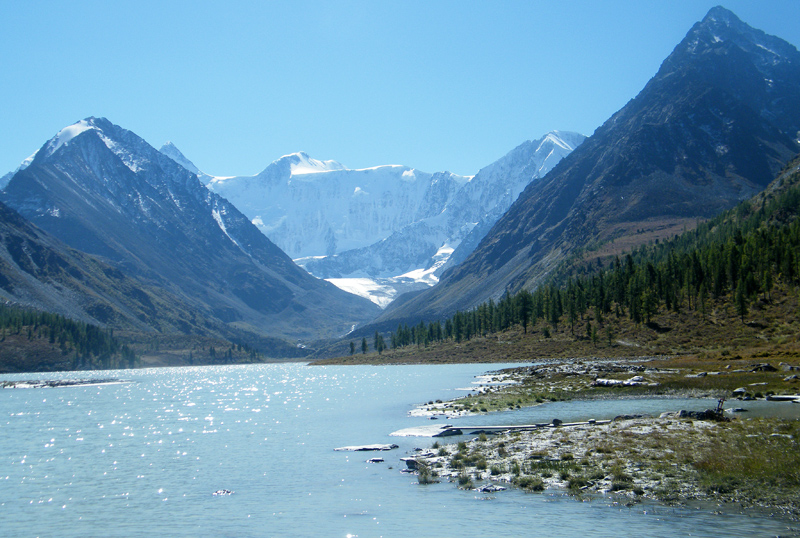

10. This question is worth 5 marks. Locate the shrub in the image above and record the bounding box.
[568,476,588,490]
[515,476,545,491]
[417,464,439,485]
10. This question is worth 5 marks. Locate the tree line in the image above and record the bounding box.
[0,303,135,369]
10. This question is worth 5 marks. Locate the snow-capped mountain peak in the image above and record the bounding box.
[159,141,201,175]
[543,130,585,151]
[206,153,471,259]
[35,117,151,175]
[282,152,346,176]
[43,118,96,158]
[0,150,38,189]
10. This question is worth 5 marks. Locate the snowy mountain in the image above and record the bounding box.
[175,131,583,306]
[159,141,201,175]
[1,117,380,342]
[0,151,37,189]
[298,131,584,305]
[158,142,215,184]
[204,152,470,259]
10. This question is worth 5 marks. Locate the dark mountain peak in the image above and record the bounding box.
[702,5,744,28]
[373,8,800,329]
[676,6,800,71]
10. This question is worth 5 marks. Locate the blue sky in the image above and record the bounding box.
[2,1,799,178]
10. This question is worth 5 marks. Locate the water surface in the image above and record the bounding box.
[1,364,796,537]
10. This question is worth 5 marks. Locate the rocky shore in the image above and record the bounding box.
[408,355,800,419]
[400,355,800,520]
[0,378,126,389]
[404,412,800,519]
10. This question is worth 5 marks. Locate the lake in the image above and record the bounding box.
[1,363,797,537]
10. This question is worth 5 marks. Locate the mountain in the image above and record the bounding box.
[435,130,587,272]
[0,198,215,335]
[0,152,36,190]
[159,142,201,175]
[205,152,470,260]
[190,132,582,306]
[373,6,800,330]
[1,117,380,342]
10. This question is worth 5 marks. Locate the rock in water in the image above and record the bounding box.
[333,443,399,452]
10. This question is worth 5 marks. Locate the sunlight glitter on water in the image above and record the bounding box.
[1,363,798,538]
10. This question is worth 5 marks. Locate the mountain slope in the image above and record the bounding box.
[374,6,800,329]
[1,118,379,341]
[0,198,214,335]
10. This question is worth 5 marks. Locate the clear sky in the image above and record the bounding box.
[2,1,799,178]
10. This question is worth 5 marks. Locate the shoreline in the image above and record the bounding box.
[405,413,800,521]
[398,355,800,521]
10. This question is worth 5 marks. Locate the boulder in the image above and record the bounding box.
[593,377,650,387]
[475,484,507,493]
[400,458,419,470]
[433,428,462,437]
[613,414,646,421]
[334,443,399,452]
[765,394,800,402]
[677,409,729,421]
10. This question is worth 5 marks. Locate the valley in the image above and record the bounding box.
[1,5,800,535]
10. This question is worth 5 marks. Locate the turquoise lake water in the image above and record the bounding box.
[1,363,797,537]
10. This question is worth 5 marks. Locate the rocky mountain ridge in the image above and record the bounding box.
[371,6,800,330]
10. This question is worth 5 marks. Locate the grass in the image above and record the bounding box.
[694,419,800,494]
